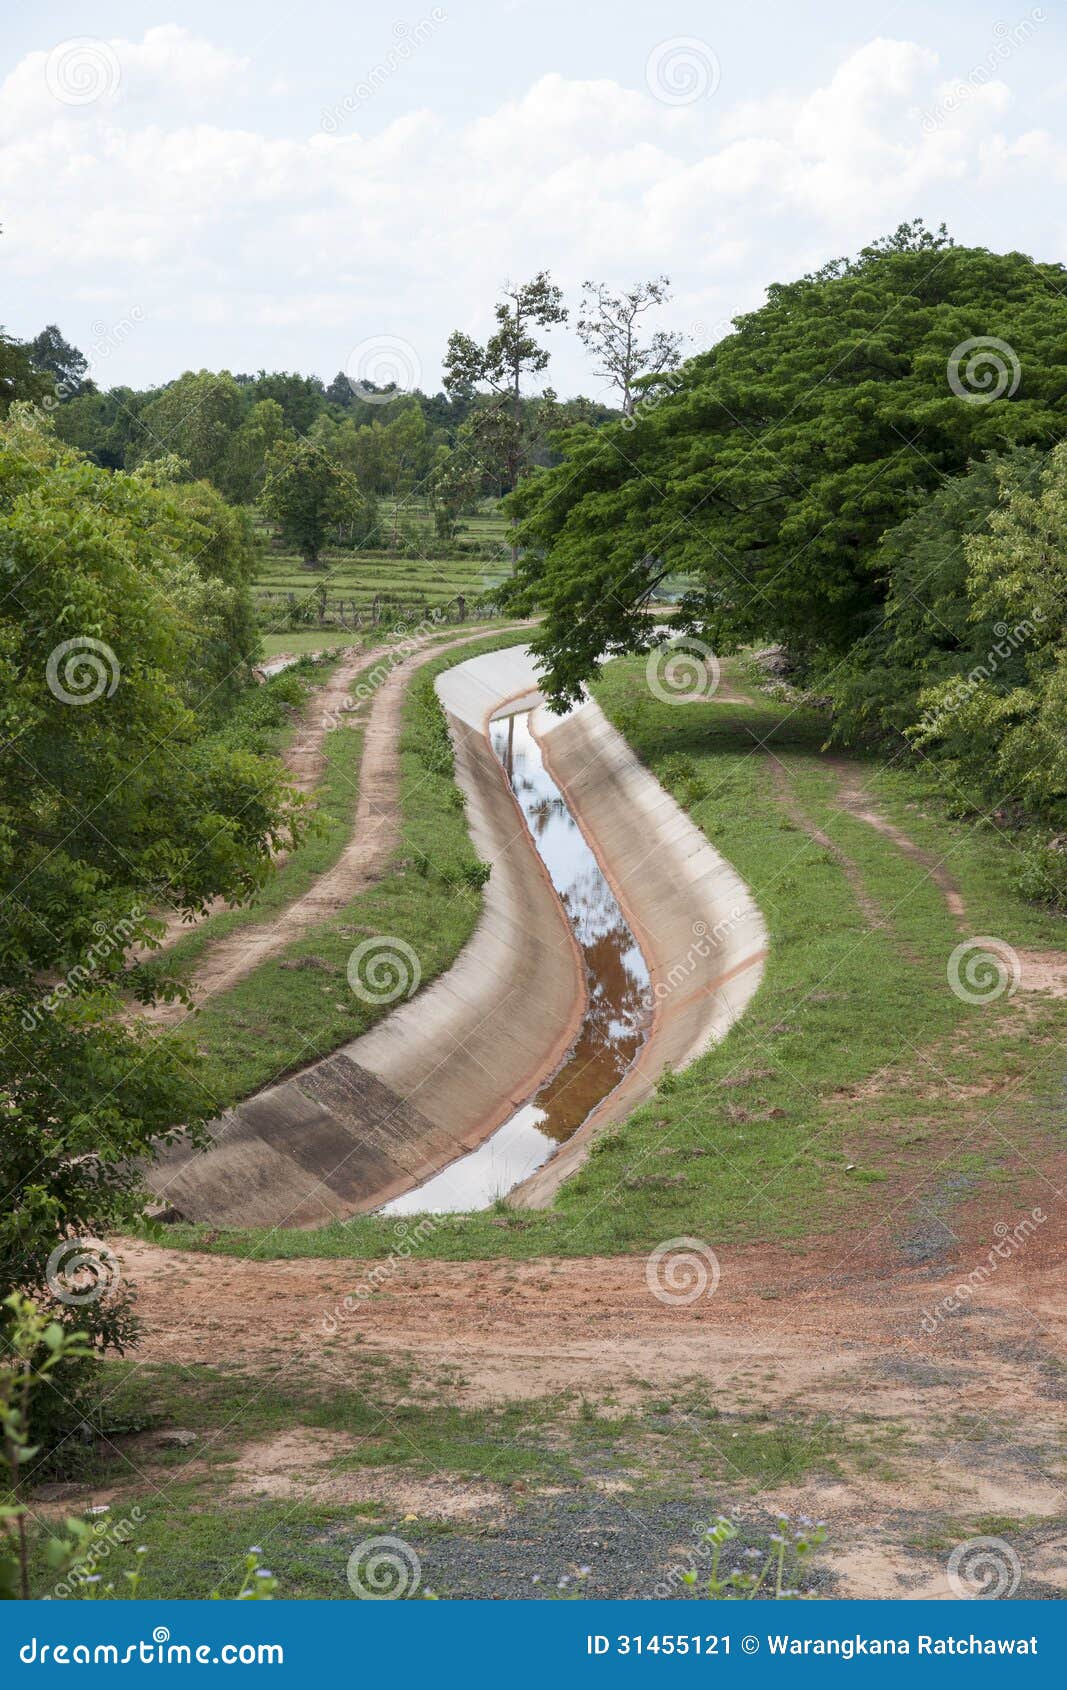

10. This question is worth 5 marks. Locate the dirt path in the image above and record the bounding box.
[148,643,380,955]
[119,1210,1063,1406]
[107,663,1064,1598]
[765,757,890,935]
[116,1180,1065,1596]
[142,628,524,1026]
[825,755,969,930]
[772,746,1065,995]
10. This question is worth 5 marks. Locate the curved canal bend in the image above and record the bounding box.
[150,644,767,1229]
[383,706,652,1213]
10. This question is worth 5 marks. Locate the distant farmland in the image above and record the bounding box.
[252,505,514,633]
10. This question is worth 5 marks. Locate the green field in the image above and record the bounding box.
[252,505,515,628]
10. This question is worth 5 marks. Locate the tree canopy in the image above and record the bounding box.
[0,410,302,1357]
[261,436,362,566]
[505,225,1067,706]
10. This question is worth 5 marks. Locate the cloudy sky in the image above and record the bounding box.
[2,0,1064,398]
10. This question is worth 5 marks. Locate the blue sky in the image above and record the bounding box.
[3,1,1065,395]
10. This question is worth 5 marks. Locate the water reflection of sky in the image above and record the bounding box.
[381,709,651,1216]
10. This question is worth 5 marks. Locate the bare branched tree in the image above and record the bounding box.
[576,276,683,415]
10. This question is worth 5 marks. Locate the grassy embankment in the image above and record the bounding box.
[166,653,1064,1258]
[157,627,530,1111]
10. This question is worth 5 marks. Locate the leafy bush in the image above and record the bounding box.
[1,1296,278,1601]
[0,415,302,1447]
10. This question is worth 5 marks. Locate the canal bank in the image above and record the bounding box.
[151,645,765,1225]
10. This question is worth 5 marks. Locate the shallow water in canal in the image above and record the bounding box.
[381,707,650,1214]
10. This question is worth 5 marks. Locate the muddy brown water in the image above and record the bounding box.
[383,707,651,1213]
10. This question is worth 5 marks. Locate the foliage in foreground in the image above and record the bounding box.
[1,1296,278,1601]
[0,413,303,1400]
[549,1516,828,1601]
[910,444,1067,827]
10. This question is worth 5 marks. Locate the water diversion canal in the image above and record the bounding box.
[382,706,651,1214]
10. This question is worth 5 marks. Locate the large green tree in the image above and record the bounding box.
[52,386,148,470]
[261,436,362,567]
[506,225,1067,706]
[241,369,326,434]
[132,458,263,711]
[26,325,91,400]
[0,411,302,1365]
[912,443,1067,826]
[827,449,1047,746]
[221,397,292,504]
[375,403,429,547]
[0,331,49,415]
[130,370,245,482]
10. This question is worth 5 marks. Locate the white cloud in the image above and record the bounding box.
[0,26,248,139]
[0,31,1057,390]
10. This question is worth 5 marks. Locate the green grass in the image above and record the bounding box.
[94,1358,578,1486]
[24,1359,873,1599]
[252,508,514,622]
[157,621,525,985]
[152,693,364,983]
[162,628,530,1109]
[163,654,1065,1261]
[259,629,364,657]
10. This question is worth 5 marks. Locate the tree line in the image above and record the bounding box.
[1,273,685,568]
[504,222,1067,907]
[0,406,305,1451]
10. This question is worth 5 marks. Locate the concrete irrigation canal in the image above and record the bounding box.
[382,704,651,1213]
[152,646,767,1225]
